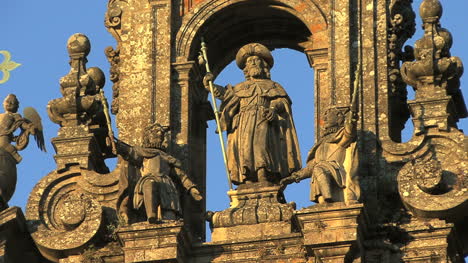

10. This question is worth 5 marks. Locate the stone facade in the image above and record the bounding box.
[0,0,467,262]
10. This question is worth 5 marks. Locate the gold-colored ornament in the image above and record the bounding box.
[0,51,21,84]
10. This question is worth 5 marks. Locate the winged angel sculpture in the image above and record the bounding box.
[0,94,46,211]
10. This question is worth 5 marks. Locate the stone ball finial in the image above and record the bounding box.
[87,67,106,89]
[67,33,91,57]
[420,0,443,23]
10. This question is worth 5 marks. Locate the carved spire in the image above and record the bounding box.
[401,0,467,132]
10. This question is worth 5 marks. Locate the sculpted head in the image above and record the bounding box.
[3,94,19,113]
[143,123,170,149]
[322,107,348,134]
[236,43,273,80]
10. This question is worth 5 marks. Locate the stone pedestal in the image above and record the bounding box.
[117,221,190,263]
[0,207,42,263]
[295,203,367,263]
[210,184,295,242]
[400,218,464,263]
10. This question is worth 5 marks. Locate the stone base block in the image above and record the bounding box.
[117,221,189,263]
[400,218,464,263]
[295,202,367,263]
[211,221,292,242]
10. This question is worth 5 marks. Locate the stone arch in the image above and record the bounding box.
[175,0,329,74]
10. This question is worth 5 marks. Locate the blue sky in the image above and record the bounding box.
[2,0,468,255]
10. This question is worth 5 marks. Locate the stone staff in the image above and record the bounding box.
[99,88,116,154]
[199,39,233,190]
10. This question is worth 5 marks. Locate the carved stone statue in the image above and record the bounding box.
[116,123,202,223]
[203,43,301,185]
[0,94,45,211]
[281,107,360,204]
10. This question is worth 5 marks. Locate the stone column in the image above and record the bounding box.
[172,61,207,241]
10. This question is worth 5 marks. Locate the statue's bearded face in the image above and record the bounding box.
[243,56,270,79]
[143,128,165,149]
[323,110,343,129]
[3,96,19,113]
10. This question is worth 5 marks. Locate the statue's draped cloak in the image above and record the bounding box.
[306,128,360,202]
[219,79,301,184]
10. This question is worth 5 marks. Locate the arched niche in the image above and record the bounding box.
[175,0,329,73]
[170,0,331,240]
[173,0,331,135]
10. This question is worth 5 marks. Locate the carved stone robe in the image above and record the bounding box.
[218,79,301,184]
[117,144,195,216]
[306,127,360,202]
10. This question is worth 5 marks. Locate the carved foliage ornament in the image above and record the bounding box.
[387,0,416,133]
[105,46,120,114]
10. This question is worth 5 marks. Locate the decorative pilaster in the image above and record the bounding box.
[306,48,329,140]
[172,61,207,241]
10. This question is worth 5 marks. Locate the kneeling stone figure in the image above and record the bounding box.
[281,107,360,204]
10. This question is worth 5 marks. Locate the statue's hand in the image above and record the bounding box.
[263,107,277,122]
[279,174,298,188]
[190,187,203,201]
[203,73,214,92]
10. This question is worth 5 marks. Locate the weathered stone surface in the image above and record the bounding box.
[296,203,367,262]
[399,218,464,263]
[117,221,189,263]
[209,184,294,229]
[12,0,468,261]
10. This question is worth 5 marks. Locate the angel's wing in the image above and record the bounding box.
[23,107,46,152]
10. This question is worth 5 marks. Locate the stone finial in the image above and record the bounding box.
[47,33,113,172]
[419,0,442,23]
[47,33,104,127]
[66,33,91,58]
[401,0,467,131]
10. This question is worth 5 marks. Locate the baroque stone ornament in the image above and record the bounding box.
[281,106,360,204]
[116,123,202,224]
[105,0,126,42]
[25,34,121,262]
[105,46,120,114]
[387,0,416,140]
[384,0,468,221]
[203,43,302,186]
[0,94,45,211]
[47,34,105,128]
